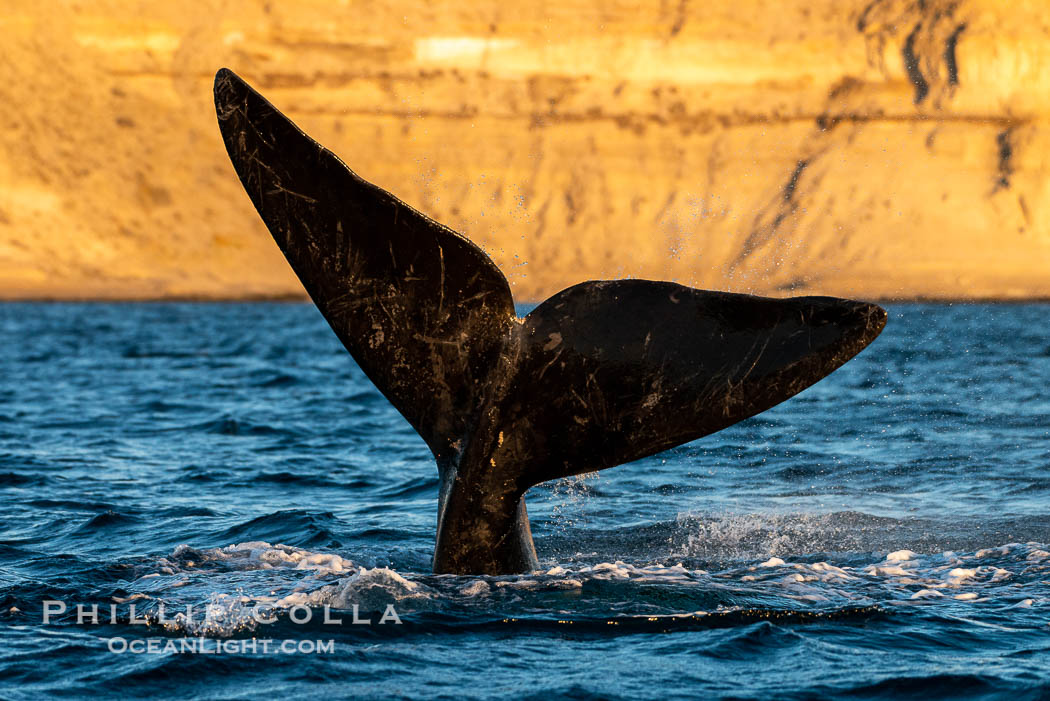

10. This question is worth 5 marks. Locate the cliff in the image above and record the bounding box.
[2,0,1049,301]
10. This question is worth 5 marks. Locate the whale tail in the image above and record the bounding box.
[214,68,886,574]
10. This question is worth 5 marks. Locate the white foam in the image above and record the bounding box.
[220,566,435,614]
[807,562,856,581]
[990,568,1013,582]
[494,579,541,590]
[886,550,918,562]
[324,567,429,609]
[588,562,633,579]
[458,580,491,597]
[164,592,265,637]
[865,565,910,577]
[160,541,357,576]
[911,589,945,599]
[112,593,150,603]
[946,568,977,582]
[1026,549,1050,562]
[143,538,1050,638]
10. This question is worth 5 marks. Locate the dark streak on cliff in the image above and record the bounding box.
[903,23,931,104]
[729,156,811,272]
[670,0,689,36]
[816,114,838,132]
[995,128,1014,191]
[856,0,882,32]
[944,23,967,85]
[775,277,811,292]
[564,191,579,226]
[784,159,809,202]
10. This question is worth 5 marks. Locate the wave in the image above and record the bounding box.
[74,510,140,532]
[244,472,369,489]
[0,472,43,487]
[216,510,344,549]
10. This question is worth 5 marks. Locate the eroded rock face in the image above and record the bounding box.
[1,0,1047,300]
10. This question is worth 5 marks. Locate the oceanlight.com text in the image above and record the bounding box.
[107,637,336,655]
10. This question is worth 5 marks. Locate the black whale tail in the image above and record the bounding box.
[214,68,887,575]
[501,282,886,486]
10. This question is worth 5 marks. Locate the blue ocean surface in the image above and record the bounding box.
[0,302,1048,699]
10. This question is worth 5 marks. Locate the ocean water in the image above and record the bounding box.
[0,302,1048,699]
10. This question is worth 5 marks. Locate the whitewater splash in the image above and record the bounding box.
[97,530,1050,638]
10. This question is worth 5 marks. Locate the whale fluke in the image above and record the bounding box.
[214,68,887,575]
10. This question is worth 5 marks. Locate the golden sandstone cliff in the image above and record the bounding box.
[1,0,1049,301]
